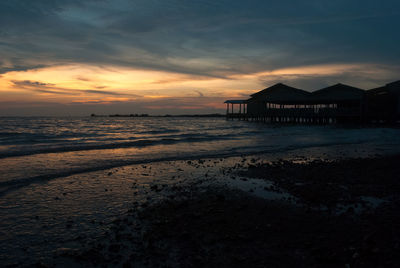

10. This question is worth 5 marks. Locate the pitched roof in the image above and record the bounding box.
[224,100,247,104]
[367,86,387,95]
[311,83,365,103]
[249,83,311,104]
[386,80,400,93]
[367,80,400,97]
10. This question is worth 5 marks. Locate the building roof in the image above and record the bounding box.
[367,86,387,95]
[367,80,400,97]
[224,100,247,104]
[386,80,400,94]
[223,81,399,105]
[311,83,365,103]
[249,83,311,104]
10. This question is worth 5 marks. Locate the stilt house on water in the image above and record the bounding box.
[225,81,400,124]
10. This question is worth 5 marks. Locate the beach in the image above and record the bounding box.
[1,117,400,267]
[28,153,400,267]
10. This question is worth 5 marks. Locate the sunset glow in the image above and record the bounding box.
[0,0,399,115]
[1,2,400,266]
[1,63,398,110]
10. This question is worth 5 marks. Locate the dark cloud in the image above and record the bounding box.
[81,89,141,97]
[12,80,55,87]
[256,64,400,91]
[0,64,49,74]
[194,90,204,97]
[11,79,142,97]
[0,0,398,95]
[31,89,77,95]
[1,0,399,77]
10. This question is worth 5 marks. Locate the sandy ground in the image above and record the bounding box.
[31,153,400,268]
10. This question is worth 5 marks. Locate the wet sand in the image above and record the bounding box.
[39,153,400,268]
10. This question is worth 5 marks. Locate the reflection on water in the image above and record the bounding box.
[1,117,399,190]
[0,116,400,265]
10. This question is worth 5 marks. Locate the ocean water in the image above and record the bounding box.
[1,116,400,265]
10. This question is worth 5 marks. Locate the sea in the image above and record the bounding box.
[1,116,400,265]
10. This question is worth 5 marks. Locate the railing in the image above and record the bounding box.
[259,107,361,117]
[244,107,363,118]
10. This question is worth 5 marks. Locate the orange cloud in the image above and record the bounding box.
[0,62,398,111]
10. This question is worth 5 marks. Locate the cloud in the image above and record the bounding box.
[0,64,49,74]
[194,90,204,97]
[10,79,142,97]
[76,76,92,82]
[12,80,55,87]
[1,0,400,116]
[81,89,141,97]
[253,64,400,90]
[0,0,399,79]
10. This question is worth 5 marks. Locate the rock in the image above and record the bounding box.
[122,261,132,268]
[216,194,225,201]
[346,207,354,214]
[35,261,48,268]
[108,244,120,253]
[150,185,161,192]
[54,247,79,257]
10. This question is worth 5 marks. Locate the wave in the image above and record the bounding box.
[135,129,181,135]
[0,132,25,137]
[0,139,380,198]
[0,151,238,197]
[0,132,106,145]
[0,133,241,159]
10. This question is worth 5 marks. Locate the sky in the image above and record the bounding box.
[1,0,399,115]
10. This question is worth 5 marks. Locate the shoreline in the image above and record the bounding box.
[39,153,400,267]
